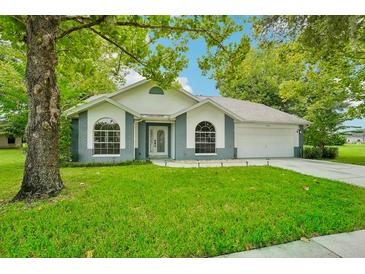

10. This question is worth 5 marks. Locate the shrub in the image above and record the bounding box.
[322,147,339,159]
[61,160,151,168]
[59,116,72,163]
[303,146,323,159]
[303,146,339,159]
[327,134,346,146]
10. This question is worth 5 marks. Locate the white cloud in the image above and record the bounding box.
[119,69,145,87]
[177,76,193,93]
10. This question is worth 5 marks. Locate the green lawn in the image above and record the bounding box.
[1,149,365,257]
[332,144,365,166]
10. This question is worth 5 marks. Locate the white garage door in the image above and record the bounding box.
[235,124,297,158]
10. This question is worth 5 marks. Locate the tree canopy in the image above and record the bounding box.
[0,15,243,138]
[204,16,365,149]
[253,15,365,117]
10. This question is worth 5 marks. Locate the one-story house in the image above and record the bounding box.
[346,133,365,144]
[0,134,22,149]
[66,79,309,162]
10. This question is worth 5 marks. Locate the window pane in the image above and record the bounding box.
[195,121,215,153]
[93,119,120,155]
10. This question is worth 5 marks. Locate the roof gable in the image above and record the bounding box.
[171,98,244,121]
[65,97,141,118]
[108,79,198,102]
[110,80,198,115]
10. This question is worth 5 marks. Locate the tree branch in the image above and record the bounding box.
[57,16,108,39]
[114,21,228,52]
[59,16,228,52]
[11,16,26,27]
[60,16,91,22]
[88,27,146,67]
[114,51,123,76]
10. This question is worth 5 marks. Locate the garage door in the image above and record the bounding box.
[235,124,296,158]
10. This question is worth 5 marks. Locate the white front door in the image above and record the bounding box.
[149,126,168,157]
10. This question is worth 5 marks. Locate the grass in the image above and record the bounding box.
[1,149,365,257]
[332,144,365,166]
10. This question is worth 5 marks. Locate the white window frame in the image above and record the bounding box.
[93,118,121,156]
[195,121,216,154]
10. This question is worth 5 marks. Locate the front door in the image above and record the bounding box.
[149,126,168,157]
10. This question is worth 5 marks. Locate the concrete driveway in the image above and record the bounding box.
[270,158,365,188]
[153,158,365,188]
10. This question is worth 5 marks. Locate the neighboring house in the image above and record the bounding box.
[66,79,309,162]
[346,133,365,144]
[0,134,22,149]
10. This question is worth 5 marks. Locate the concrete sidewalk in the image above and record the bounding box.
[219,229,365,258]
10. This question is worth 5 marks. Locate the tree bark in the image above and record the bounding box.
[14,16,63,201]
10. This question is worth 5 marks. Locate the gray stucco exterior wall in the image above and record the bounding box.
[174,113,235,160]
[136,121,147,160]
[71,118,79,161]
[174,113,187,160]
[78,111,88,162]
[294,125,304,157]
[76,111,135,162]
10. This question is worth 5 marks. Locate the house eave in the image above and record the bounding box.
[170,98,245,122]
[65,97,141,118]
[139,114,176,122]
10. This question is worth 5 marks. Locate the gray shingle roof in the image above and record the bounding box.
[85,94,106,102]
[197,96,309,125]
[350,133,365,137]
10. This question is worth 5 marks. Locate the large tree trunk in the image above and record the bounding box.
[14,16,63,201]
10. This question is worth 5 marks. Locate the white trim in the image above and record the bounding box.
[92,154,120,157]
[103,98,141,117]
[140,115,175,122]
[171,98,244,122]
[142,119,176,123]
[195,153,217,156]
[235,120,309,126]
[107,79,150,98]
[65,97,141,118]
[176,87,200,102]
[65,96,107,116]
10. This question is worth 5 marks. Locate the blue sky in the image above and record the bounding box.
[179,16,253,97]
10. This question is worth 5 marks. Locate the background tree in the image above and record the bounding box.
[279,57,351,149]
[211,42,307,115]
[0,39,27,138]
[253,15,365,117]
[0,17,120,158]
[0,15,242,200]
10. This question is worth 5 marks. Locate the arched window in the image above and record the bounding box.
[195,121,215,154]
[149,86,164,95]
[93,118,120,155]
